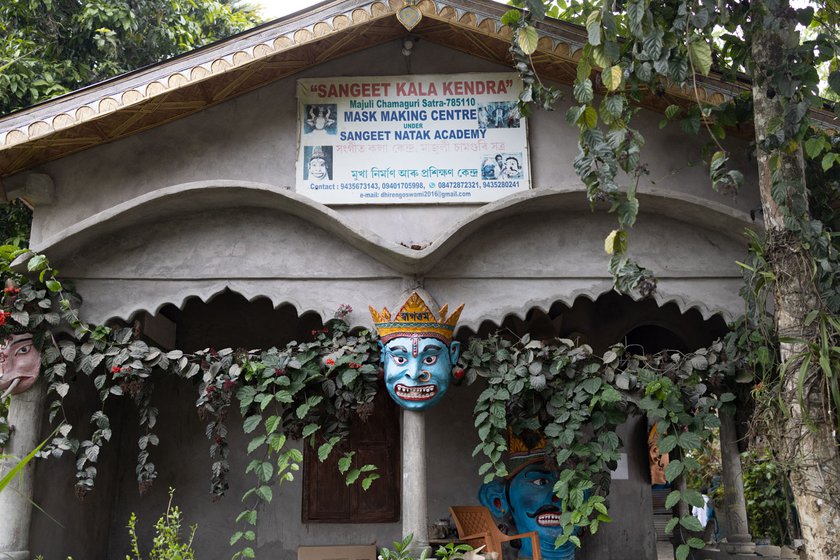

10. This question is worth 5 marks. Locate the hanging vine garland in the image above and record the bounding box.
[461,332,742,560]
[0,249,384,559]
[0,248,754,560]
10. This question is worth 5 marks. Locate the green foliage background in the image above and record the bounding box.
[742,450,796,546]
[0,0,261,117]
[0,0,264,267]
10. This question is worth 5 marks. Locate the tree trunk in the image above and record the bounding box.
[751,2,840,558]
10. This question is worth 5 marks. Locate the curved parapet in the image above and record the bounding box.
[34,179,758,278]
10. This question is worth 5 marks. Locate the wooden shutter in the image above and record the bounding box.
[302,390,400,522]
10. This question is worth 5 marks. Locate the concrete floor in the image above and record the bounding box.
[656,542,675,560]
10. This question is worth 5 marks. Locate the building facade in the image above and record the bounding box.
[0,1,761,559]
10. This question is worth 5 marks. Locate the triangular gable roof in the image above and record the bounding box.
[0,0,834,179]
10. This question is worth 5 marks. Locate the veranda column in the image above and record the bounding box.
[718,409,755,555]
[402,409,428,552]
[0,381,46,560]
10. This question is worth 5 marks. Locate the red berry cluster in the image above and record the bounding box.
[348,362,360,369]
[275,368,286,376]
[325,358,335,366]
[334,304,353,319]
[2,286,20,295]
[111,365,125,374]
[0,311,10,327]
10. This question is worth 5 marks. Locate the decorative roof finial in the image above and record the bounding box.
[396,0,422,31]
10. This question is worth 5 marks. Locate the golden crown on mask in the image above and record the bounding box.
[369,291,464,344]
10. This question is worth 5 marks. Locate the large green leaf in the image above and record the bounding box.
[658,434,678,454]
[517,25,539,55]
[688,39,712,76]
[679,514,704,532]
[361,473,380,490]
[678,431,703,451]
[687,537,706,549]
[664,459,684,482]
[247,436,266,454]
[255,461,273,483]
[642,29,664,60]
[626,0,646,37]
[254,485,273,503]
[827,70,840,95]
[682,488,705,508]
[586,11,602,46]
[574,79,594,103]
[602,65,622,91]
[664,490,682,509]
[242,415,261,434]
[604,230,628,255]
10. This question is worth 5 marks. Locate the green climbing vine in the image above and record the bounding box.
[1,2,839,559]
[0,240,767,560]
[502,0,840,554]
[462,332,742,560]
[0,248,381,560]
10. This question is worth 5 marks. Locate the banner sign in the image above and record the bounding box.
[295,73,530,204]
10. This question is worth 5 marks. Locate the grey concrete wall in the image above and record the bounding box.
[53,202,745,327]
[23,40,759,251]
[14,38,756,326]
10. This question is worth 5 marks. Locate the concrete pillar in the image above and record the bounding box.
[718,409,755,555]
[402,409,429,553]
[0,381,46,560]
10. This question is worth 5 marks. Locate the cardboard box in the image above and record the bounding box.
[298,544,377,560]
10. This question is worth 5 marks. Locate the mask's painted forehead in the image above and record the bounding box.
[385,335,444,358]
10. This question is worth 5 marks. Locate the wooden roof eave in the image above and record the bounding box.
[4,0,824,179]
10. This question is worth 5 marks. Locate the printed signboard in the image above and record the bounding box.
[296,73,530,204]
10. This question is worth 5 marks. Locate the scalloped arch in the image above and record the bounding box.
[103,284,726,348]
[454,289,728,346]
[129,286,324,326]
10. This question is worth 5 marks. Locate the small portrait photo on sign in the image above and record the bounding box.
[304,104,337,135]
[479,101,521,129]
[481,152,524,180]
[304,145,333,181]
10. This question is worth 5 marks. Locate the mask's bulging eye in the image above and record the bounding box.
[392,355,407,365]
[422,355,438,365]
[531,478,548,486]
[15,345,31,355]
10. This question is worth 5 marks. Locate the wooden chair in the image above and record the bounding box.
[449,506,542,560]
